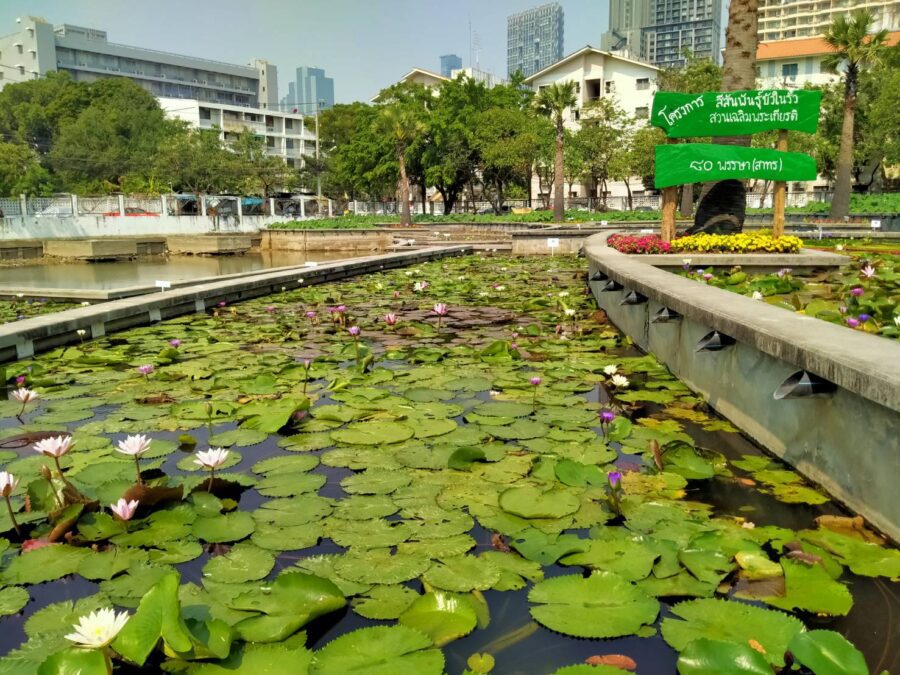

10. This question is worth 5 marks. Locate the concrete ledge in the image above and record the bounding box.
[0,246,471,364]
[44,239,137,260]
[640,248,849,272]
[585,232,900,540]
[167,235,252,254]
[263,229,393,252]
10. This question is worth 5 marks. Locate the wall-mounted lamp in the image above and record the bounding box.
[773,370,837,400]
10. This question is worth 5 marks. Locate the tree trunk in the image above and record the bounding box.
[624,178,633,211]
[553,119,565,222]
[679,184,693,216]
[420,178,427,216]
[830,65,857,219]
[398,147,411,227]
[720,0,759,148]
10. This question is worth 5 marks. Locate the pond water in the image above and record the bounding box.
[0,251,357,290]
[0,254,896,674]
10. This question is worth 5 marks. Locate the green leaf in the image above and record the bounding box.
[310,625,444,674]
[499,486,580,519]
[341,470,412,495]
[229,572,346,643]
[676,638,773,675]
[661,598,805,667]
[448,447,487,470]
[37,648,108,675]
[207,428,268,448]
[2,545,91,585]
[202,543,276,584]
[802,528,900,578]
[335,548,432,585]
[77,547,149,581]
[510,529,588,565]
[763,559,852,616]
[193,512,255,543]
[422,555,500,592]
[188,642,313,674]
[788,630,869,675]
[331,421,414,445]
[398,591,477,647]
[0,586,29,616]
[352,585,420,620]
[113,571,193,665]
[734,551,782,580]
[528,571,659,638]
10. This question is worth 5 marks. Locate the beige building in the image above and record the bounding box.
[759,0,899,41]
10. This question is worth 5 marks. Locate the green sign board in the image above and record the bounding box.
[654,143,818,189]
[651,89,821,138]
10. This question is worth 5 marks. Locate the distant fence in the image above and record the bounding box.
[349,192,833,216]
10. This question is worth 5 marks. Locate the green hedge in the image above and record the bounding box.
[748,193,900,215]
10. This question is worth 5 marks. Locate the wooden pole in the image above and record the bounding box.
[660,138,678,243]
[772,129,788,238]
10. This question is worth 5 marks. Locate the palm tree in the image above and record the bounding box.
[379,104,425,227]
[535,82,577,222]
[823,10,888,219]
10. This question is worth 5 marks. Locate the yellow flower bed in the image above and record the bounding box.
[670,232,802,254]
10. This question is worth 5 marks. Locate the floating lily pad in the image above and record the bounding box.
[310,625,444,674]
[331,421,414,445]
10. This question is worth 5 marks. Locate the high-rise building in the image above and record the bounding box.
[758,0,899,41]
[601,0,652,60]
[440,54,463,78]
[0,16,277,107]
[282,66,334,113]
[644,0,723,68]
[507,3,565,77]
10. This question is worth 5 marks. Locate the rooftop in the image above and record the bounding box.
[522,45,659,83]
[757,31,900,60]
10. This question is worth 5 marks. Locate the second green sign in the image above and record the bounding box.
[654,143,818,188]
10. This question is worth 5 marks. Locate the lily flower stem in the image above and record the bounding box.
[353,339,360,368]
[102,647,114,675]
[52,456,72,488]
[3,495,21,537]
[46,475,64,509]
[134,457,144,486]
[207,468,215,492]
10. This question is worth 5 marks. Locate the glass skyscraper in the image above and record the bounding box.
[507,3,565,77]
[280,66,334,112]
[440,54,463,78]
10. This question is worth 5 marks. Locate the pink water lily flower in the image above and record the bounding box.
[384,313,398,326]
[110,498,139,522]
[116,434,151,458]
[11,388,39,405]
[432,303,449,316]
[137,364,154,376]
[33,435,75,458]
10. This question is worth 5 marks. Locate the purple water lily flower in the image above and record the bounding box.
[169,339,181,348]
[850,287,864,297]
[858,314,871,322]
[847,318,860,328]
[608,471,622,487]
[530,377,541,386]
[600,410,616,424]
[348,326,360,337]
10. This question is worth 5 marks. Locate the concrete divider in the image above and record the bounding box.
[263,229,394,252]
[0,245,471,365]
[584,232,900,540]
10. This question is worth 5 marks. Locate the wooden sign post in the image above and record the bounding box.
[772,129,788,237]
[660,139,678,243]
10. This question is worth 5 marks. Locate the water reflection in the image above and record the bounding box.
[0,251,358,290]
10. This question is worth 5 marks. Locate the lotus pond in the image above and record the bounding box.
[0,254,898,674]
[0,298,80,326]
[681,251,900,339]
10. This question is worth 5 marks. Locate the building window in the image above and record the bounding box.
[634,106,649,119]
[636,78,650,90]
[572,108,580,121]
[605,80,616,94]
[781,62,798,77]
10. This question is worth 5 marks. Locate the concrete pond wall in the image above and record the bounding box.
[584,232,900,541]
[262,229,394,252]
[0,246,471,364]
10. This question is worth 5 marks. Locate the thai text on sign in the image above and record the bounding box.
[654,143,818,188]
[651,89,822,138]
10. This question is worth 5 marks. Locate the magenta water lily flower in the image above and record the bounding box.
[15,375,26,386]
[608,471,622,487]
[348,326,361,337]
[776,268,792,278]
[266,305,276,313]
[169,339,181,348]
[847,317,860,328]
[702,273,714,281]
[384,312,398,327]
[606,470,623,516]
[110,498,139,522]
[433,303,448,316]
[850,287,864,297]
[530,376,542,386]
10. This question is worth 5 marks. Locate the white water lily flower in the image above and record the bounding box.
[861,265,876,278]
[33,435,75,458]
[558,291,570,297]
[11,388,39,405]
[81,301,90,306]
[564,308,576,317]
[0,471,19,497]
[116,434,152,458]
[603,365,618,376]
[76,329,86,337]
[110,498,139,521]
[610,374,630,388]
[894,316,900,327]
[194,448,230,470]
[478,291,489,297]
[751,291,763,300]
[495,285,506,291]
[65,608,130,648]
[835,244,844,251]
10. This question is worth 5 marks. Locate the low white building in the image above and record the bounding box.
[523,46,660,199]
[158,97,316,169]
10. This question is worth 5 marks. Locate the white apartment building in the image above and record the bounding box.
[158,98,315,168]
[759,0,899,41]
[756,30,900,88]
[524,46,659,199]
[0,16,277,108]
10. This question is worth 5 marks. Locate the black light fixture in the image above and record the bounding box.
[696,330,736,352]
[651,307,681,323]
[598,280,623,292]
[621,291,648,305]
[773,370,837,400]
[590,271,608,282]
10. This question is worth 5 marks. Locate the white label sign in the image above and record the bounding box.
[155,280,171,291]
[547,238,560,248]
[871,219,882,229]
[600,220,609,226]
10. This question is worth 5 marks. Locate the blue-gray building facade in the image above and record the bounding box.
[440,54,462,78]
[507,3,564,77]
[281,66,334,112]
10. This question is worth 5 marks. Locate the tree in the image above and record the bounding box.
[534,82,577,221]
[0,141,54,196]
[378,103,425,226]
[576,98,634,209]
[657,52,723,94]
[630,126,667,191]
[231,131,294,201]
[823,10,890,218]
[473,107,536,213]
[155,125,239,195]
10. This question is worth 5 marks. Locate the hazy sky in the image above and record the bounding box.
[1,0,612,103]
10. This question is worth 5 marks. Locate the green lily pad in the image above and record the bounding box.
[788,630,869,675]
[763,559,852,616]
[499,486,580,519]
[335,548,431,585]
[422,555,500,592]
[202,543,276,584]
[193,512,255,543]
[331,421,414,445]
[309,625,443,674]
[352,585,420,620]
[676,638,773,675]
[528,571,659,638]
[398,591,477,647]
[0,587,29,616]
